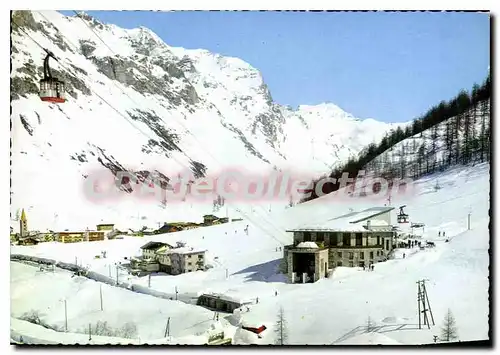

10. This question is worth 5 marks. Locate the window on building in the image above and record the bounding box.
[337,261,342,267]
[303,232,311,242]
[316,232,324,242]
[349,261,354,267]
[343,233,350,246]
[370,251,374,259]
[359,251,364,259]
[359,261,365,268]
[198,254,203,259]
[348,252,354,260]
[355,233,362,246]
[188,262,192,266]
[386,239,390,250]
[337,251,342,258]
[377,236,381,245]
[330,233,337,246]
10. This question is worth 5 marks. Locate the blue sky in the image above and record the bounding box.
[61,11,490,123]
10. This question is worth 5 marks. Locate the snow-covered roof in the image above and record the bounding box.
[367,220,389,226]
[140,241,172,250]
[199,292,252,305]
[165,247,206,255]
[287,207,394,232]
[296,242,319,249]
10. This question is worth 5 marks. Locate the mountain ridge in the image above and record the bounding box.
[10,10,403,231]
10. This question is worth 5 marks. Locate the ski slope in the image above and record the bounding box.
[11,163,490,344]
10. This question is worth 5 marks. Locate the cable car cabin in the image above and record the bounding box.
[39,78,65,103]
[397,205,409,223]
[39,50,66,103]
[397,213,410,223]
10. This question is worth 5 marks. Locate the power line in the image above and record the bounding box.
[39,10,285,240]
[68,10,290,244]
[63,10,290,244]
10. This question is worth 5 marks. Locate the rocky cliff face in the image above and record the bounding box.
[10,11,401,230]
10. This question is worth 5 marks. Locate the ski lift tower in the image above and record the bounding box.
[397,205,409,224]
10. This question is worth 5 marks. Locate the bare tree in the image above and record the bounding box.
[274,306,289,345]
[440,309,458,342]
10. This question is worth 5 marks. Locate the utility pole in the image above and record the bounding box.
[89,323,92,341]
[75,256,78,266]
[64,299,68,332]
[148,274,151,288]
[116,264,119,285]
[225,269,228,279]
[422,280,435,326]
[164,317,170,337]
[108,264,111,278]
[175,286,178,300]
[468,212,471,230]
[99,285,103,311]
[417,279,435,329]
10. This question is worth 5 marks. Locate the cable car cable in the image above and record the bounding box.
[67,10,291,244]
[13,14,289,247]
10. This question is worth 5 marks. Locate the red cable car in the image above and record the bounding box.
[39,50,65,103]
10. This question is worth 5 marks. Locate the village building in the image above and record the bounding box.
[17,237,40,246]
[96,223,115,238]
[168,247,206,275]
[140,241,173,259]
[129,241,172,273]
[203,214,219,225]
[131,241,206,275]
[19,209,28,238]
[284,206,396,283]
[55,230,105,243]
[197,293,252,313]
[155,222,201,234]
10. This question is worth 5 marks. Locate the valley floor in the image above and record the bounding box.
[11,163,490,345]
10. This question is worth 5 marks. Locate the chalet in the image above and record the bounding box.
[27,232,54,242]
[17,237,40,246]
[56,232,85,243]
[96,223,115,232]
[284,207,396,283]
[88,231,106,242]
[129,257,160,273]
[197,293,252,313]
[168,247,206,275]
[140,241,173,259]
[180,222,201,231]
[203,215,219,225]
[56,231,105,243]
[155,223,174,234]
[96,223,115,238]
[133,241,206,275]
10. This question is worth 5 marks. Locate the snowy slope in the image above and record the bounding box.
[10,261,221,343]
[11,163,490,344]
[11,10,402,231]
[366,99,491,178]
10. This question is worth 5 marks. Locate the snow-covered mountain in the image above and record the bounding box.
[10,10,401,231]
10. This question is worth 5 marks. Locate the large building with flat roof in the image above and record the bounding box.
[284,206,396,283]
